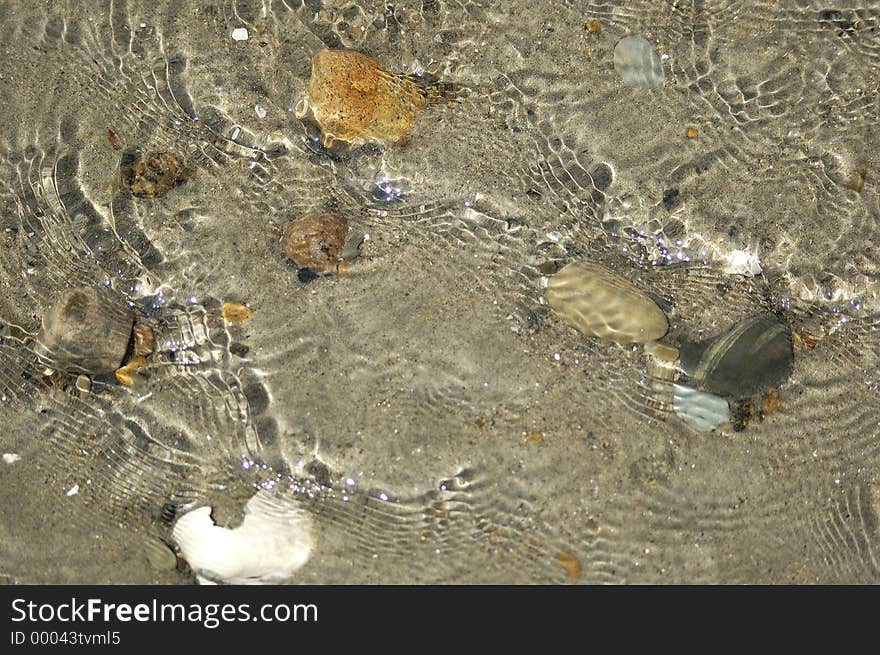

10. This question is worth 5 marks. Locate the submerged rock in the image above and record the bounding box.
[35,287,135,375]
[679,313,794,400]
[546,262,668,343]
[120,150,194,198]
[296,49,436,148]
[613,35,665,89]
[673,383,730,432]
[282,209,348,273]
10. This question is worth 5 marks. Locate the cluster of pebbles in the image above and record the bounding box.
[28,35,801,583]
[27,47,460,584]
[545,261,795,433]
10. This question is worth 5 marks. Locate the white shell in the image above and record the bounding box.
[172,490,315,584]
[547,262,668,343]
[673,384,729,432]
[721,248,763,277]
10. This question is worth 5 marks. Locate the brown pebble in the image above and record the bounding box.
[761,388,783,415]
[121,151,194,198]
[686,127,699,139]
[35,287,135,375]
[585,19,602,33]
[844,161,866,192]
[801,329,817,349]
[282,210,348,273]
[525,430,544,445]
[555,551,583,579]
[221,302,254,324]
[108,128,122,150]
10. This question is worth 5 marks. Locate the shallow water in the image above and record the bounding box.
[0,0,878,584]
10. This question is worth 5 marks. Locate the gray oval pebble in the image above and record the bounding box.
[613,35,665,89]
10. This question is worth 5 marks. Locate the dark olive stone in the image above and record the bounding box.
[680,313,794,399]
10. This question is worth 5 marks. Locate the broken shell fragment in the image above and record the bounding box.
[35,287,135,375]
[679,313,794,400]
[673,383,730,432]
[172,490,315,585]
[546,262,669,343]
[282,210,348,273]
[298,49,430,148]
[613,35,665,89]
[132,323,154,358]
[115,355,148,386]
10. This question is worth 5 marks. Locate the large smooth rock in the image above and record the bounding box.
[679,313,794,399]
[546,262,668,343]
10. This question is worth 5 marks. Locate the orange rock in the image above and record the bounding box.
[297,49,429,148]
[282,210,348,273]
[115,356,148,386]
[525,430,544,445]
[555,551,583,579]
[221,302,254,324]
[761,388,783,415]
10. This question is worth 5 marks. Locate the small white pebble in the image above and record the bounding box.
[66,484,80,497]
[255,104,267,119]
[2,453,21,464]
[139,22,146,28]
[232,27,249,41]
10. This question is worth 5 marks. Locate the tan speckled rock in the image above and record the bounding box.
[296,49,428,149]
[546,262,668,343]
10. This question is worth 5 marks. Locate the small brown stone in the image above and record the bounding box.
[282,210,348,273]
[585,19,602,33]
[686,127,699,139]
[555,551,583,579]
[107,128,122,150]
[221,302,254,324]
[761,388,783,415]
[121,151,194,198]
[801,329,817,349]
